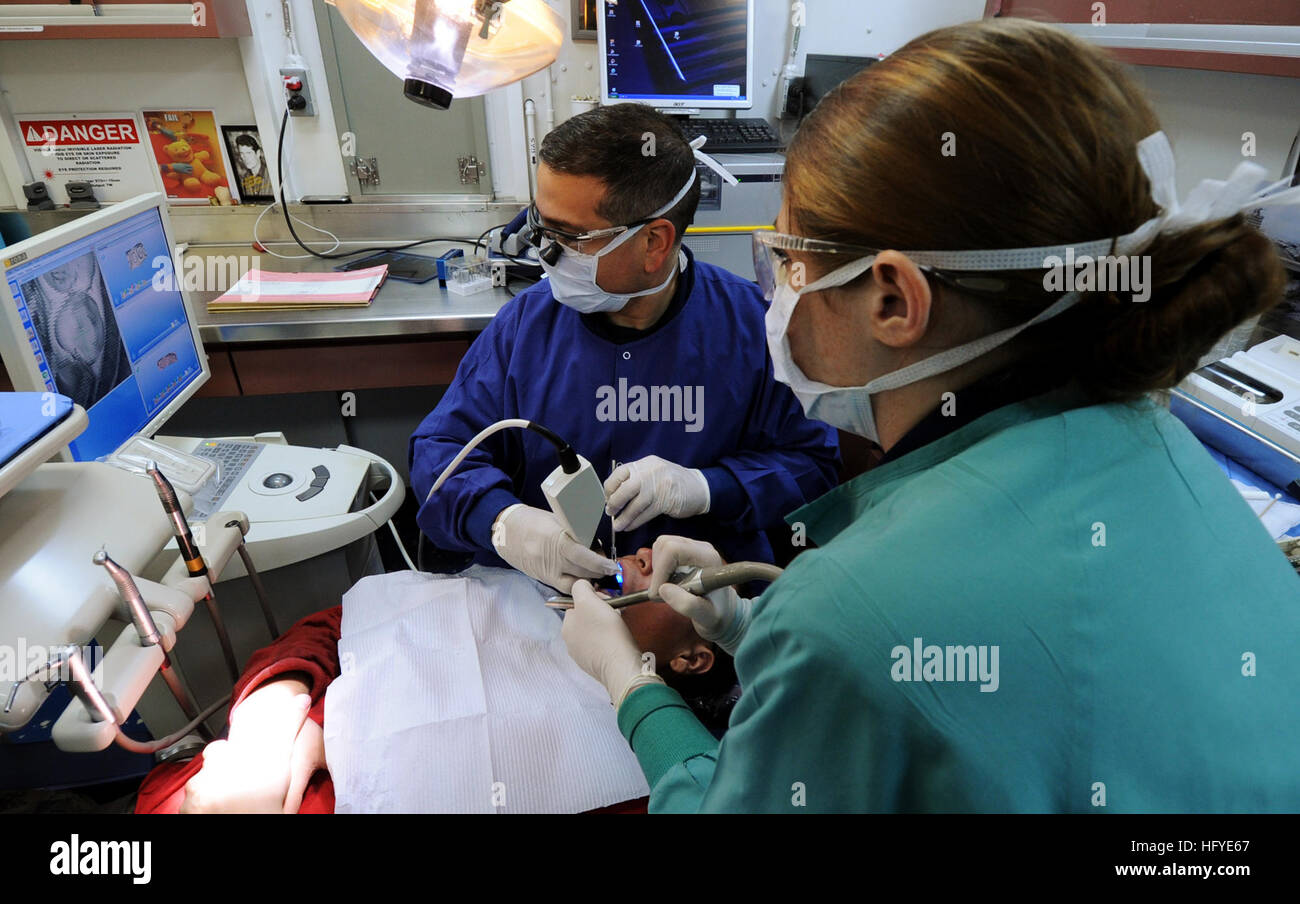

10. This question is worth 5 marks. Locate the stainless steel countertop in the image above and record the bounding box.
[188,244,516,345]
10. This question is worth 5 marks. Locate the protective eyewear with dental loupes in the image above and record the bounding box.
[526,203,658,264]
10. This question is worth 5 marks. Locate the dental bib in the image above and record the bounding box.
[324,566,649,813]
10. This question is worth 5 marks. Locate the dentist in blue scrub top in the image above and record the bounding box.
[410,104,840,591]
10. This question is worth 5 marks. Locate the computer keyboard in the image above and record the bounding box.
[189,440,263,521]
[676,117,783,154]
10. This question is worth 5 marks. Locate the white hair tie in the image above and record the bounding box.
[1115,131,1300,256]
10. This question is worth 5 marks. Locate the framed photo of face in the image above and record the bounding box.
[221,125,274,203]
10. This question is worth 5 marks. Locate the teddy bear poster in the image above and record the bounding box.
[142,110,240,206]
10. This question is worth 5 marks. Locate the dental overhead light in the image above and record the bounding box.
[326,0,563,110]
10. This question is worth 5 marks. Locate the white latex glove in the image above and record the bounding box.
[604,455,711,532]
[562,580,664,709]
[649,535,752,656]
[492,503,618,592]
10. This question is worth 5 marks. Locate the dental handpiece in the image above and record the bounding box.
[146,461,240,682]
[5,645,118,725]
[94,549,209,735]
[3,646,225,755]
[545,561,784,610]
[146,461,206,580]
[94,549,161,646]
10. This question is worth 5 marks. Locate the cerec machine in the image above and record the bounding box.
[0,193,402,760]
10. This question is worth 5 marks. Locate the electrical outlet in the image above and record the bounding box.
[280,66,316,117]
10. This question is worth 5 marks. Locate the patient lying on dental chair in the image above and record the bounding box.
[135,548,738,814]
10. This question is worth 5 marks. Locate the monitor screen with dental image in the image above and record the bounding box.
[599,0,754,109]
[0,193,208,464]
[0,193,375,526]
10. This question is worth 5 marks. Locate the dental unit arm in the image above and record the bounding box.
[1,644,227,755]
[545,560,784,610]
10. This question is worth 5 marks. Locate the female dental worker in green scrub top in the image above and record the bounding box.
[561,17,1300,813]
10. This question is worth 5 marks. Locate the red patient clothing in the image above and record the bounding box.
[136,605,343,815]
[135,604,646,815]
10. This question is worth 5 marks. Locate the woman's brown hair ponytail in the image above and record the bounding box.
[784,17,1287,402]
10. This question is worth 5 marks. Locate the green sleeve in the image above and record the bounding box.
[621,553,901,813]
[617,683,720,809]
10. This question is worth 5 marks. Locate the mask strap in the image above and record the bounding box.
[688,136,740,186]
[854,130,1300,271]
[864,292,1083,394]
[604,136,738,242]
[605,140,730,258]
[799,254,878,295]
[591,167,703,261]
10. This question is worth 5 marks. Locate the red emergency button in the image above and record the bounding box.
[284,76,303,91]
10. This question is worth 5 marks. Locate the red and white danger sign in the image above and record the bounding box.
[16,112,155,206]
[22,117,141,147]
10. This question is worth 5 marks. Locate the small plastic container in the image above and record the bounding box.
[445,255,493,296]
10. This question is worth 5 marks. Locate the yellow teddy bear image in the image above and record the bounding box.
[158,137,233,205]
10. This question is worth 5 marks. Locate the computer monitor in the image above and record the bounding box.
[598,0,754,111]
[801,54,875,119]
[0,192,209,462]
[1253,126,1300,271]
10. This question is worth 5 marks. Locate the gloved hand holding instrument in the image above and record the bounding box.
[556,536,782,704]
[492,503,616,593]
[604,455,711,532]
[424,418,618,591]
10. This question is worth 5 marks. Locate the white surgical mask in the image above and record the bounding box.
[541,225,687,314]
[765,131,1300,442]
[541,137,739,314]
[765,260,1081,442]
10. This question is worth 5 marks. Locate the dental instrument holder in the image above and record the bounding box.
[541,453,605,549]
[7,646,119,728]
[94,549,210,738]
[545,560,784,609]
[45,516,247,753]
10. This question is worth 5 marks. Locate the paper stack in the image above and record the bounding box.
[207,265,387,312]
